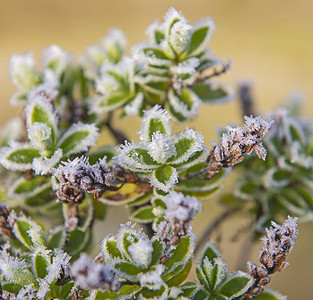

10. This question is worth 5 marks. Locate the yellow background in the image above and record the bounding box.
[1,0,313,298]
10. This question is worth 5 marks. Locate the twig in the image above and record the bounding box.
[195,208,235,256]
[238,81,256,117]
[106,111,129,144]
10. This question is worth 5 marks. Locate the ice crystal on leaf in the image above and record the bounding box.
[115,105,207,192]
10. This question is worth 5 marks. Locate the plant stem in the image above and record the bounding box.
[195,208,235,256]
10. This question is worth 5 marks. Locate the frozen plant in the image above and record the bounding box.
[0,7,310,300]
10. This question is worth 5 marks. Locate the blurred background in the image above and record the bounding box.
[1,0,312,298]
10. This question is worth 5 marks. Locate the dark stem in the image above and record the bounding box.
[238,81,256,117]
[106,111,129,144]
[195,208,235,256]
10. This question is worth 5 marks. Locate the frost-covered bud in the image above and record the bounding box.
[164,191,201,235]
[9,52,40,90]
[101,28,127,63]
[168,20,192,55]
[204,115,273,180]
[54,156,117,203]
[259,216,298,273]
[27,122,52,151]
[128,236,154,269]
[147,132,176,164]
[71,254,120,291]
[0,202,16,239]
[42,44,73,76]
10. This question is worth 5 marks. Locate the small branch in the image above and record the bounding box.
[195,208,235,256]
[106,111,129,144]
[194,59,232,84]
[238,81,256,117]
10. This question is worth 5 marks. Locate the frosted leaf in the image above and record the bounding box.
[0,247,35,286]
[9,52,40,90]
[16,284,37,300]
[140,264,165,290]
[124,92,144,116]
[27,122,52,150]
[37,279,50,299]
[114,141,156,171]
[26,224,45,246]
[173,128,206,164]
[96,70,119,94]
[150,166,178,192]
[188,17,216,56]
[254,142,267,161]
[146,21,165,43]
[42,44,73,76]
[32,148,63,175]
[168,89,201,119]
[139,105,172,142]
[147,132,177,164]
[128,236,154,268]
[57,122,99,155]
[101,28,127,54]
[0,142,39,171]
[164,7,187,35]
[45,249,71,284]
[168,20,192,55]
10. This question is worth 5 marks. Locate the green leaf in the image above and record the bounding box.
[26,97,57,148]
[112,260,142,280]
[219,272,253,298]
[57,122,99,156]
[65,228,91,259]
[255,289,287,300]
[149,238,165,267]
[1,283,23,294]
[95,290,118,299]
[165,258,192,286]
[193,288,210,300]
[196,264,210,289]
[143,47,168,59]
[191,82,232,104]
[52,282,75,299]
[119,285,142,299]
[188,21,214,56]
[176,169,227,197]
[94,94,131,112]
[87,145,116,164]
[130,205,155,223]
[202,257,227,292]
[13,218,38,249]
[164,234,195,274]
[47,227,66,249]
[180,282,199,298]
[151,165,178,192]
[167,88,200,121]
[199,241,221,266]
[101,238,123,260]
[125,148,160,172]
[0,145,40,171]
[32,248,51,278]
[8,176,51,199]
